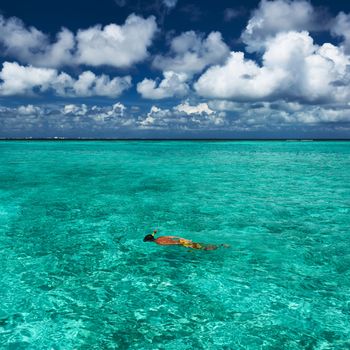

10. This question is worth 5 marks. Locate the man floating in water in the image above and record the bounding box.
[143,230,228,251]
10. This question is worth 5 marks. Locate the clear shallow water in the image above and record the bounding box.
[0,140,350,349]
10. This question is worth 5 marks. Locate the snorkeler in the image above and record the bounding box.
[143,230,227,251]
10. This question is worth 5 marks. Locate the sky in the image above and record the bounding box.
[0,0,350,138]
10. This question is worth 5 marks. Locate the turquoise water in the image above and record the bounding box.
[0,141,350,349]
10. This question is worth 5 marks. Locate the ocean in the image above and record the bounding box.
[1,141,349,349]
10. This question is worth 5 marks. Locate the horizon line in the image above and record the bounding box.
[1,138,350,142]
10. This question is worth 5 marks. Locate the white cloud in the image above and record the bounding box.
[64,71,132,98]
[91,103,127,123]
[331,12,350,54]
[175,101,214,115]
[0,15,75,68]
[140,102,226,128]
[142,31,229,100]
[0,62,57,96]
[195,31,350,103]
[37,29,75,67]
[0,14,157,68]
[1,100,349,136]
[17,104,43,115]
[0,62,132,97]
[264,32,350,102]
[0,102,136,134]
[62,102,128,123]
[293,106,350,124]
[137,71,189,99]
[208,99,350,127]
[194,51,284,101]
[0,15,47,60]
[241,0,326,52]
[63,104,88,116]
[153,31,230,76]
[76,14,157,68]
[140,106,172,127]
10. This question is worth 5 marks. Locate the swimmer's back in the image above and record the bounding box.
[155,236,190,246]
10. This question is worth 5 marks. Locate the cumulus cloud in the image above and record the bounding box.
[0,14,157,68]
[0,15,75,67]
[0,15,45,59]
[175,101,214,115]
[331,12,350,54]
[0,62,132,97]
[208,100,350,129]
[153,31,230,76]
[0,62,57,96]
[195,52,281,101]
[137,71,189,99]
[0,102,136,135]
[1,100,349,137]
[141,31,229,100]
[76,14,157,67]
[241,0,328,52]
[17,104,44,116]
[60,71,132,98]
[2,0,350,137]
[194,2,349,106]
[38,29,76,67]
[0,101,226,135]
[140,106,172,127]
[139,99,349,132]
[140,102,226,128]
[62,103,129,124]
[63,104,89,116]
[195,31,350,104]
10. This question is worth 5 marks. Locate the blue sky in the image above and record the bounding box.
[0,0,350,138]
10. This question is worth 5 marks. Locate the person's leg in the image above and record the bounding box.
[182,242,228,250]
[202,244,218,251]
[187,242,204,249]
[203,244,230,250]
[181,242,205,250]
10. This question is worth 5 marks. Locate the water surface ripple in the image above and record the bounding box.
[0,141,349,349]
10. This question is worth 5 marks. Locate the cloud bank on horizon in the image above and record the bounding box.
[0,0,350,137]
